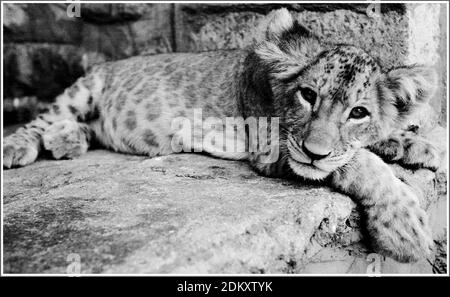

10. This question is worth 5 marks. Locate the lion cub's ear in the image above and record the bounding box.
[381,65,437,118]
[264,8,295,40]
[257,8,310,42]
[254,9,317,80]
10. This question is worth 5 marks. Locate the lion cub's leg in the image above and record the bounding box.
[331,149,434,263]
[42,119,93,160]
[368,130,441,171]
[3,67,104,168]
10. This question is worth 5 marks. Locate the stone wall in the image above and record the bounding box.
[3,3,447,124]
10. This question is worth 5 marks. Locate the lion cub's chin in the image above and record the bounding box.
[288,158,332,181]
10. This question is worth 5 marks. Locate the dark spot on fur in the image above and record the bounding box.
[30,125,45,132]
[383,221,390,228]
[116,92,127,112]
[169,72,184,89]
[105,97,114,112]
[112,118,117,131]
[123,75,144,92]
[185,85,198,107]
[86,106,100,122]
[145,100,161,121]
[52,104,60,115]
[37,115,51,124]
[395,231,407,243]
[134,82,158,103]
[68,105,78,115]
[142,129,158,147]
[125,110,137,131]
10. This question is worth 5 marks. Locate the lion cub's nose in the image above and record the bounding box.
[302,141,331,161]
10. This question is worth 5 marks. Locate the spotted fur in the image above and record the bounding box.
[3,9,440,263]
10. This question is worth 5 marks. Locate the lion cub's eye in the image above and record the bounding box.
[299,87,317,106]
[349,106,370,119]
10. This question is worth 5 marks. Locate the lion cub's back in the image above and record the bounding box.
[92,49,245,155]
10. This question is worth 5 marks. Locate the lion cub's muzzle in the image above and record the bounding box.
[286,133,351,180]
[301,140,331,161]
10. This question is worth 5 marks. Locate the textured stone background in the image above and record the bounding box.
[2,3,447,124]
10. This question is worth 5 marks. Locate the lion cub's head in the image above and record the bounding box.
[251,9,437,180]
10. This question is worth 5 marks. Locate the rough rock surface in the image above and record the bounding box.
[3,127,447,274]
[175,5,408,70]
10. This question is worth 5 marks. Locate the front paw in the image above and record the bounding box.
[400,137,441,172]
[366,183,434,263]
[368,132,441,172]
[43,120,89,159]
[368,138,404,162]
[3,136,39,169]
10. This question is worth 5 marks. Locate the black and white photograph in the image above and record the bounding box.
[1,0,448,279]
